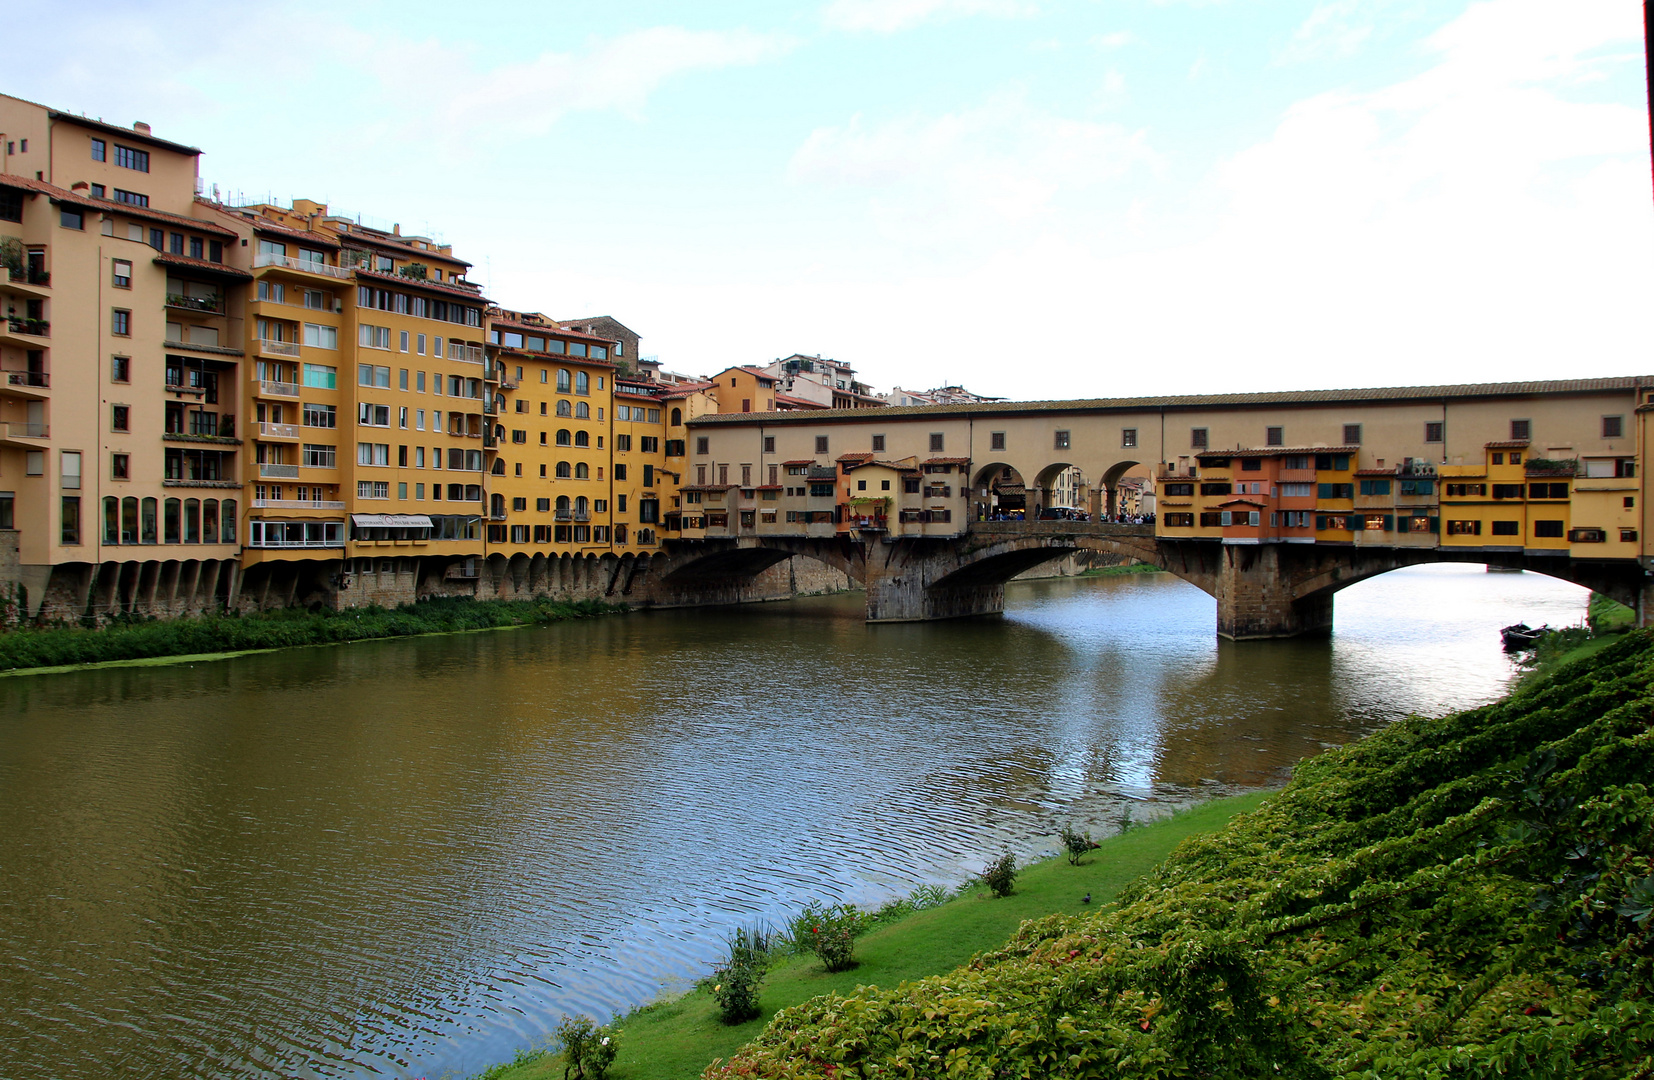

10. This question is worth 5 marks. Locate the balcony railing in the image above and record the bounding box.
[249,537,344,549]
[166,293,225,314]
[5,317,49,337]
[452,345,484,365]
[258,422,300,439]
[573,510,591,522]
[259,339,301,358]
[1,421,48,438]
[5,370,48,388]
[7,266,49,286]
[253,252,354,279]
[258,463,300,479]
[252,499,346,509]
[554,509,573,521]
[258,379,301,398]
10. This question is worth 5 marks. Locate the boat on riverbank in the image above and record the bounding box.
[1500,622,1550,649]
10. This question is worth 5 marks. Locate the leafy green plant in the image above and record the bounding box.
[709,928,766,1024]
[552,1014,616,1080]
[978,851,1017,897]
[789,901,861,972]
[1058,821,1099,865]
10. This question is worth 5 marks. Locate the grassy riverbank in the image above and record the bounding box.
[1077,562,1165,577]
[475,794,1268,1080]
[709,632,1654,1079]
[0,596,622,675]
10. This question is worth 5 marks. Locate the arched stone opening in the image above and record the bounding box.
[970,462,1028,520]
[1100,460,1144,520]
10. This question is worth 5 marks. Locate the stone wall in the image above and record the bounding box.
[0,530,19,625]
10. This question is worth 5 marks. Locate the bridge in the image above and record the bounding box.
[642,519,1648,638]
[654,376,1654,636]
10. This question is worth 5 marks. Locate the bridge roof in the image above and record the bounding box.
[687,376,1653,426]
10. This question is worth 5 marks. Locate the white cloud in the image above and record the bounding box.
[821,0,1035,34]
[437,27,797,135]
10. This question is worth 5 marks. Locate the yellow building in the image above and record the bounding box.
[611,374,667,551]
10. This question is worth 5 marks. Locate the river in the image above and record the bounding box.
[0,565,1593,1079]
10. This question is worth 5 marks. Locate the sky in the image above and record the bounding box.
[11,0,1652,400]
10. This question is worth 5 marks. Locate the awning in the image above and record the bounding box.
[351,514,433,528]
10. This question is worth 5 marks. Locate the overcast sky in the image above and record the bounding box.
[12,0,1651,399]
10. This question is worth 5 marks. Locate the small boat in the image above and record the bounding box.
[1501,622,1551,650]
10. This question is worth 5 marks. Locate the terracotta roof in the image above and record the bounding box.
[756,484,783,491]
[153,252,252,280]
[1355,469,1396,477]
[47,112,202,155]
[681,484,736,493]
[924,457,971,465]
[781,459,816,466]
[776,394,830,409]
[356,267,486,303]
[844,459,918,473]
[690,378,1652,426]
[1217,498,1268,508]
[1485,439,1531,448]
[836,452,874,462]
[1198,445,1360,459]
[337,227,472,267]
[248,219,342,248]
[0,175,240,238]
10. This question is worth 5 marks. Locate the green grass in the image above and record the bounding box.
[1588,591,1636,632]
[1076,562,1164,577]
[478,793,1268,1080]
[0,595,622,675]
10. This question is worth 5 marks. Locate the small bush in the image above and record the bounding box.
[552,1015,617,1080]
[709,929,765,1024]
[790,901,861,972]
[978,852,1017,897]
[1058,821,1099,865]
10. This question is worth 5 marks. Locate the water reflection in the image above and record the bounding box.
[0,565,1590,1079]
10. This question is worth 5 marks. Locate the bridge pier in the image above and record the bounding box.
[1215,544,1334,640]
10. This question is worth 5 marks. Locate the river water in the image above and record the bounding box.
[0,565,1592,1079]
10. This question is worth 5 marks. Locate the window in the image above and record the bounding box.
[1343,424,1362,445]
[930,432,945,452]
[60,207,83,230]
[359,325,392,350]
[988,431,1006,452]
[111,404,129,432]
[1163,512,1194,528]
[304,323,338,350]
[302,444,335,468]
[1603,415,1624,439]
[111,259,132,288]
[114,144,150,172]
[870,434,886,453]
[814,436,828,454]
[111,309,131,336]
[1533,520,1564,539]
[358,481,389,499]
[1425,421,1444,443]
[170,233,184,254]
[556,429,571,446]
[1241,459,1262,472]
[358,403,390,427]
[110,355,130,383]
[1511,419,1531,441]
[1446,519,1481,536]
[302,365,339,391]
[1358,479,1391,496]
[61,496,81,544]
[61,451,81,490]
[1122,428,1137,449]
[91,138,106,161]
[357,442,389,466]
[1266,426,1283,447]
[111,453,129,480]
[1491,520,1520,536]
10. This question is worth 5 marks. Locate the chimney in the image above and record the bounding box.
[393,223,401,235]
[134,122,151,135]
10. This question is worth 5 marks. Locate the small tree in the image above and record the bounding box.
[979,852,1017,897]
[1059,822,1099,865]
[709,928,765,1024]
[554,1015,618,1080]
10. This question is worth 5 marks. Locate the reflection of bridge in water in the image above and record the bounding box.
[649,519,1645,639]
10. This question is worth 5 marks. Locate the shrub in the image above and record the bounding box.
[1058,821,1099,865]
[552,1015,616,1080]
[709,928,765,1024]
[789,901,861,972]
[978,851,1017,897]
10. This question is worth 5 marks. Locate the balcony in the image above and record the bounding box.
[3,370,50,399]
[254,252,354,280]
[554,509,573,521]
[250,536,344,549]
[259,339,301,358]
[574,510,591,522]
[0,421,48,443]
[252,499,345,509]
[3,316,49,340]
[257,421,300,440]
[6,266,49,287]
[452,345,484,365]
[167,293,226,315]
[258,379,301,398]
[258,463,300,479]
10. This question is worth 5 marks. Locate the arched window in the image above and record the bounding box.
[556,400,571,417]
[575,371,589,395]
[164,498,181,544]
[670,407,682,426]
[575,401,589,419]
[556,495,570,510]
[494,424,505,440]
[555,462,571,479]
[103,496,120,544]
[121,497,139,545]
[491,493,506,517]
[491,458,506,475]
[575,496,589,514]
[575,463,589,479]
[554,429,570,446]
[615,524,627,544]
[220,500,236,543]
[574,430,589,448]
[202,499,219,544]
[556,369,571,393]
[184,499,201,543]
[141,498,158,544]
